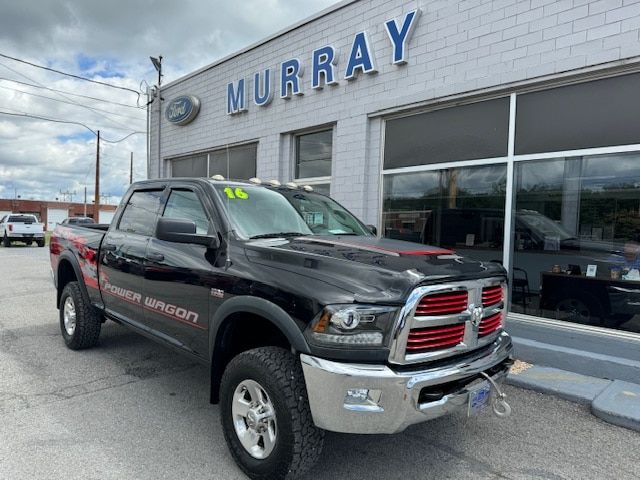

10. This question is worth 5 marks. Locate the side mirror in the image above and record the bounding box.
[366,224,377,235]
[156,217,220,248]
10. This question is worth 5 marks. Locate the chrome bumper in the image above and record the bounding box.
[300,332,513,434]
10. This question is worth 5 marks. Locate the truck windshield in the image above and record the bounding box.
[211,184,369,238]
[8,215,36,223]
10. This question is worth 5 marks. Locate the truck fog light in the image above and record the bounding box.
[346,388,370,403]
[344,389,383,412]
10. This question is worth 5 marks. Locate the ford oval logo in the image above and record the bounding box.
[165,95,200,126]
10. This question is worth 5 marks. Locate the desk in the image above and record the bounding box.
[539,272,640,327]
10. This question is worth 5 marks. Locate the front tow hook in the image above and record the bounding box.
[480,371,512,418]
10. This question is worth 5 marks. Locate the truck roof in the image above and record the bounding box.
[131,177,323,194]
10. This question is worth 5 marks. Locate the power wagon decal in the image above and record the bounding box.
[102,281,203,329]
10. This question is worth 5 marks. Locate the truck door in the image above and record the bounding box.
[143,186,217,357]
[100,189,164,326]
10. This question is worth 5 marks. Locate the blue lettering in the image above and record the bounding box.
[311,46,338,89]
[253,69,273,107]
[384,9,421,65]
[344,32,377,80]
[280,58,304,99]
[227,79,246,115]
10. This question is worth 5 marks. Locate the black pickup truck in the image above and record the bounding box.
[50,178,513,479]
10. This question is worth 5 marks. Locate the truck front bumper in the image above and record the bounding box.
[300,332,513,434]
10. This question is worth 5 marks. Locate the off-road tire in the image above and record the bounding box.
[220,347,324,480]
[60,281,101,350]
[36,239,45,247]
[3,234,10,247]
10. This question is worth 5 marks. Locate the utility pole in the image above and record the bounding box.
[94,130,100,220]
[150,56,163,178]
[84,186,87,216]
[130,152,133,184]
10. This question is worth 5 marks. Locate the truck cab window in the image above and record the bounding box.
[117,190,163,236]
[162,190,210,234]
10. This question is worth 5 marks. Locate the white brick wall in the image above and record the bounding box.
[150,0,640,224]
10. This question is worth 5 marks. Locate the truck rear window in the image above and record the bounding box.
[8,215,36,223]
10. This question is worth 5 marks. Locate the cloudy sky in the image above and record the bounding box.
[0,0,338,205]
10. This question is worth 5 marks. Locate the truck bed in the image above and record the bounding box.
[50,223,107,305]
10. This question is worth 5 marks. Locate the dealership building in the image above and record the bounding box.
[149,0,640,379]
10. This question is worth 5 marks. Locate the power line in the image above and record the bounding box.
[0,104,141,133]
[0,77,145,109]
[0,84,145,122]
[0,52,141,98]
[0,61,142,131]
[0,110,144,143]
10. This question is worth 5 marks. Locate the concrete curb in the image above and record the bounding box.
[591,380,640,433]
[507,365,640,432]
[507,365,610,405]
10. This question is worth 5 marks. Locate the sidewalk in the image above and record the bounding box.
[507,361,640,432]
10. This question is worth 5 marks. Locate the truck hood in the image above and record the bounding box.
[243,235,505,304]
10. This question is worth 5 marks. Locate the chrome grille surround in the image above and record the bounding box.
[388,277,505,365]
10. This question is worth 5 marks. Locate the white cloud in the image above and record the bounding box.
[0,0,339,203]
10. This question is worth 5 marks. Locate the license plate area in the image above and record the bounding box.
[467,380,491,416]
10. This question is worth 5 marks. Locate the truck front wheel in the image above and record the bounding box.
[220,347,324,480]
[59,281,101,350]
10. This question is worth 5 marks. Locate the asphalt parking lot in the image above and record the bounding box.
[1,245,639,480]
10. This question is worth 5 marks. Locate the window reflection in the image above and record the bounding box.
[382,164,507,263]
[296,130,332,179]
[512,153,640,334]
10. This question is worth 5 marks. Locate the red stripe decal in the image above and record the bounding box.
[143,305,207,330]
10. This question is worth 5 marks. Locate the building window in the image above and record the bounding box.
[295,129,333,189]
[515,73,640,155]
[381,72,640,337]
[170,155,207,177]
[382,164,507,262]
[170,143,257,179]
[209,143,257,179]
[510,153,640,335]
[384,97,509,170]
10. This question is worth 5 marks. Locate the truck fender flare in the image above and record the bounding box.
[208,296,311,357]
[56,251,91,308]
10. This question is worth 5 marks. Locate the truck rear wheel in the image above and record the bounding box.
[220,347,324,480]
[3,235,10,247]
[59,281,101,350]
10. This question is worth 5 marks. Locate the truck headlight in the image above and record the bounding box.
[307,305,399,347]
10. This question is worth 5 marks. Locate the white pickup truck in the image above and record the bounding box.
[0,214,45,247]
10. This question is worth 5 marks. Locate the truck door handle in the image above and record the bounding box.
[147,252,164,262]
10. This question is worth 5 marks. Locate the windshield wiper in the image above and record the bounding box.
[249,232,309,239]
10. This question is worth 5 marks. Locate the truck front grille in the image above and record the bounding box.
[406,324,465,352]
[478,311,503,337]
[415,291,468,316]
[388,278,506,365]
[482,285,503,307]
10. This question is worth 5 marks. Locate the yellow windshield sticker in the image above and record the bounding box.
[223,187,249,200]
